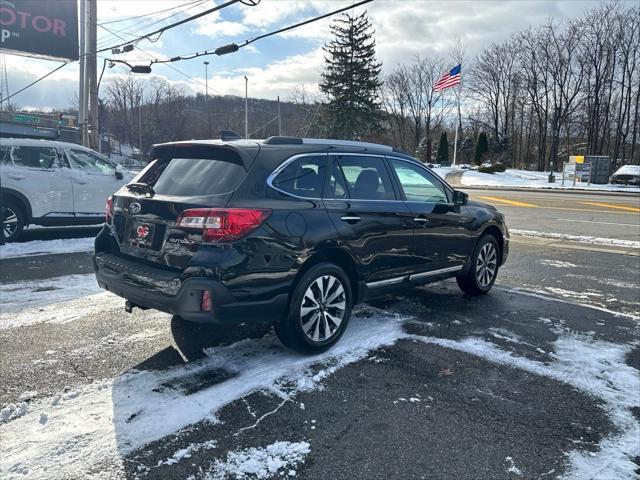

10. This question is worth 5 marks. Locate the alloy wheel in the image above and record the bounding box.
[300,275,346,342]
[2,207,18,239]
[475,243,497,288]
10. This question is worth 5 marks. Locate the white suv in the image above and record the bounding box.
[1,138,133,242]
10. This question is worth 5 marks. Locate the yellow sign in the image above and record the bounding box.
[570,155,585,163]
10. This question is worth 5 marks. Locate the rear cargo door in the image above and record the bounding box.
[111,144,253,269]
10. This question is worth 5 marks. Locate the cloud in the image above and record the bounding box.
[6,0,636,110]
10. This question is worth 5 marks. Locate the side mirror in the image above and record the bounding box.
[115,164,124,180]
[453,190,468,206]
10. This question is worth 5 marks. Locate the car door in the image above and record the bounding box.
[323,154,415,285]
[65,147,123,215]
[5,144,74,218]
[387,157,475,274]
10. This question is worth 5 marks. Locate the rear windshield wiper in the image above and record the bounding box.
[126,182,155,196]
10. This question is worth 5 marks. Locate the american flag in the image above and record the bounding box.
[434,64,462,92]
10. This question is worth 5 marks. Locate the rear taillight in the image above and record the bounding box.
[176,208,271,243]
[105,196,114,223]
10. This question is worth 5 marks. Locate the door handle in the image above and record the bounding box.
[7,174,25,180]
[340,215,361,223]
[413,217,429,223]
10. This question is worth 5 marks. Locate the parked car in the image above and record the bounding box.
[0,138,132,241]
[609,164,640,186]
[458,164,471,170]
[94,137,509,353]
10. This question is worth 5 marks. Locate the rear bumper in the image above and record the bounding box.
[94,253,288,324]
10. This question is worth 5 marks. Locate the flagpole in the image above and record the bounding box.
[452,84,461,166]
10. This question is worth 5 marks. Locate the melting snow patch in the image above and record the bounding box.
[0,237,94,259]
[162,440,217,466]
[411,334,640,480]
[540,259,578,268]
[0,274,102,313]
[207,441,310,479]
[510,230,640,249]
[0,307,406,479]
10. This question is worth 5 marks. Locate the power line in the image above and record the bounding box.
[99,25,223,96]
[150,0,373,65]
[98,0,203,26]
[97,0,209,49]
[0,63,68,105]
[97,0,248,54]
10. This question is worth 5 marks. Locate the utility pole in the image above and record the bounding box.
[87,0,98,150]
[204,61,210,138]
[244,76,248,139]
[277,95,281,136]
[138,103,142,158]
[78,0,86,145]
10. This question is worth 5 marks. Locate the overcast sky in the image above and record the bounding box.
[4,0,632,111]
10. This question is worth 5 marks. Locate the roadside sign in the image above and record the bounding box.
[0,0,79,61]
[562,162,591,186]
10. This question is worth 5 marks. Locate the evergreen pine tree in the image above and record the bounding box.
[474,132,489,165]
[436,132,449,165]
[319,12,383,139]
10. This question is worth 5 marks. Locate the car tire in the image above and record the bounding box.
[275,263,352,354]
[2,199,26,242]
[456,234,500,295]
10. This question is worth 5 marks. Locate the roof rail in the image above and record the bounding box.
[263,136,303,145]
[302,138,393,152]
[262,136,395,152]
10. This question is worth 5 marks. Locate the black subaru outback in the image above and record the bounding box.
[94,137,509,353]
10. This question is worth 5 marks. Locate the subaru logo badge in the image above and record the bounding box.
[129,202,141,214]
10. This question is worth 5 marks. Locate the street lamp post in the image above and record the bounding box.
[204,61,210,138]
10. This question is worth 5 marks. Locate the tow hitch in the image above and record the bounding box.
[124,300,149,313]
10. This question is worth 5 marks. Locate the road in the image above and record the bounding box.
[462,188,640,242]
[0,189,638,480]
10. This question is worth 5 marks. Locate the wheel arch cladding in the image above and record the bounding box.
[294,248,360,304]
[1,188,32,222]
[481,225,504,263]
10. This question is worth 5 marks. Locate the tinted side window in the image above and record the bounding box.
[324,159,349,199]
[337,156,395,200]
[389,159,449,203]
[11,146,58,169]
[272,156,326,198]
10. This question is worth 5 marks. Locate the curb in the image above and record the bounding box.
[443,174,640,198]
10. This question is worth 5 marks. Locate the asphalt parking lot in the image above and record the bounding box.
[0,190,638,480]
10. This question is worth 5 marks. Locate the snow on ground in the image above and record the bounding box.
[0,274,102,313]
[206,441,310,479]
[0,291,122,330]
[412,333,640,480]
[510,229,640,249]
[0,305,408,480]
[459,169,640,193]
[0,237,94,259]
[1,291,638,479]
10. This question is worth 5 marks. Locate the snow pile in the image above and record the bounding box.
[208,441,310,479]
[0,402,29,422]
[510,229,640,249]
[0,274,102,313]
[0,237,94,259]
[459,169,640,192]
